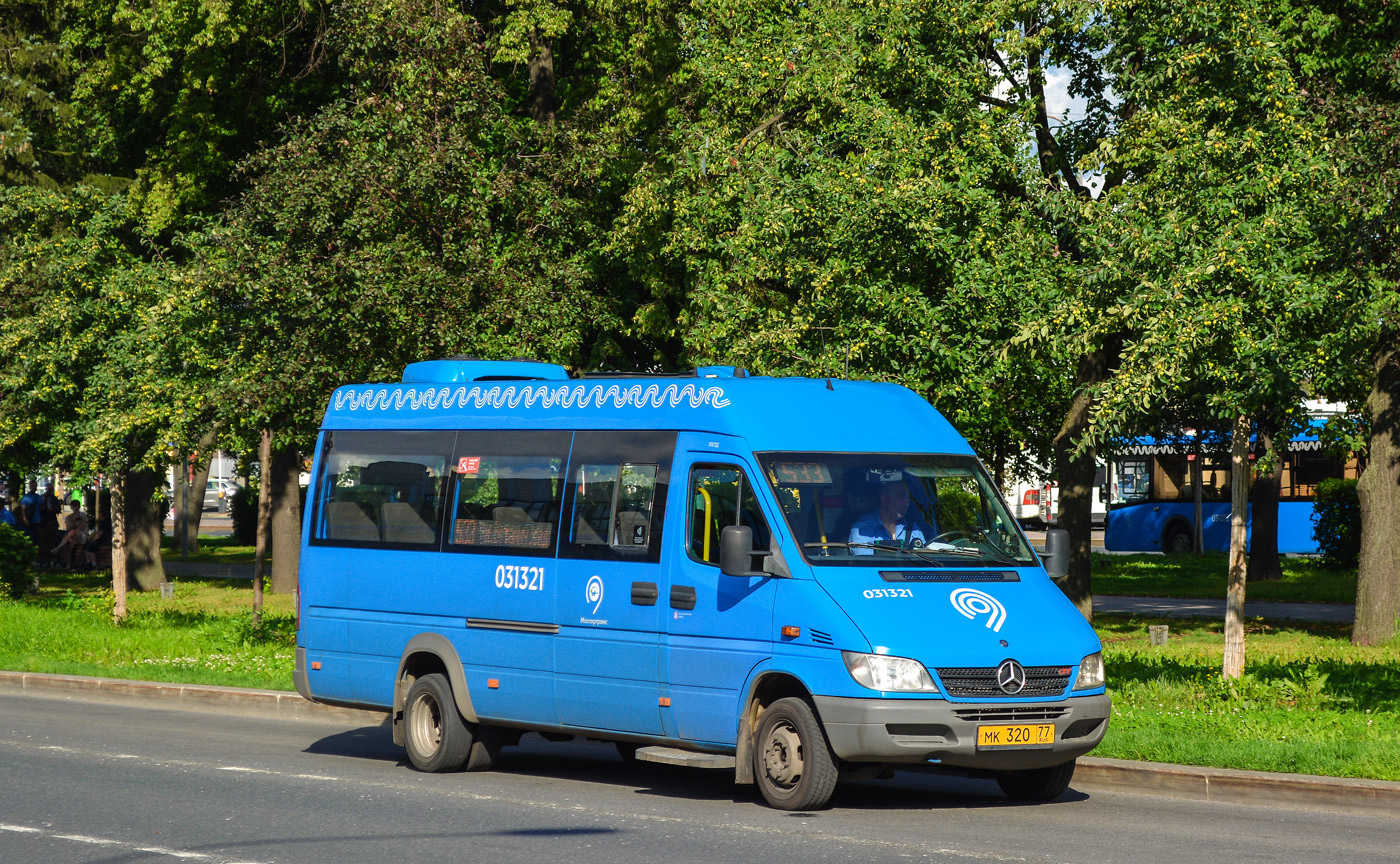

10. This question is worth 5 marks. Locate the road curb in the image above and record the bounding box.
[1073,757,1400,815]
[0,670,386,726]
[3,670,1396,815]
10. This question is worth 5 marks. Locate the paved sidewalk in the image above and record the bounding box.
[1094,595,1355,623]
[2,670,1396,816]
[162,560,261,581]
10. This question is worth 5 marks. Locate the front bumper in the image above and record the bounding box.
[813,692,1111,770]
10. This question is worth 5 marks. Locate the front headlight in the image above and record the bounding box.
[1073,652,1105,690]
[842,651,939,692]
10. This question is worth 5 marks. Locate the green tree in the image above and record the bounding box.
[605,0,1075,483]
[1057,0,1356,671]
[1312,40,1400,646]
[202,0,629,590]
[58,0,334,236]
[0,186,189,614]
[0,0,74,187]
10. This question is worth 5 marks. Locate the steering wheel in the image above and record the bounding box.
[930,531,976,545]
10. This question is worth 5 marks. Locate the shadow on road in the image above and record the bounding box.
[304,724,1091,811]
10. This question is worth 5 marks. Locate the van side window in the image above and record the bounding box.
[315,431,452,547]
[560,430,675,563]
[448,431,569,556]
[689,466,770,565]
[570,463,658,550]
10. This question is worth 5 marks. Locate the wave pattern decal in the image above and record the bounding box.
[333,383,730,412]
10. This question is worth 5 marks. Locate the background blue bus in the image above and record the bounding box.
[1104,423,1362,554]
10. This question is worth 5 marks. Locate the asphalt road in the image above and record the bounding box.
[1,692,1394,864]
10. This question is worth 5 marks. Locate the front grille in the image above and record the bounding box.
[935,666,1071,698]
[952,707,1069,723]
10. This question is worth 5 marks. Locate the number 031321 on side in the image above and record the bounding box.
[977,724,1055,749]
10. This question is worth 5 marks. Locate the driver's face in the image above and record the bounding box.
[880,483,911,518]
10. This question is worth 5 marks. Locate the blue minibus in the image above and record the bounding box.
[294,359,1109,810]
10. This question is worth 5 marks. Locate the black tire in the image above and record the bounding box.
[1163,523,1193,554]
[753,697,838,810]
[996,759,1076,802]
[403,673,472,773]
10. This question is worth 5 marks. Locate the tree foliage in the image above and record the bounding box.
[1,0,1397,639]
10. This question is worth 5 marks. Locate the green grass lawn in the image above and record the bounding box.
[1091,553,1357,603]
[0,572,294,689]
[159,533,257,565]
[2,570,1396,781]
[1097,614,1400,780]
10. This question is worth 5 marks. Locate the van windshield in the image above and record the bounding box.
[757,453,1037,567]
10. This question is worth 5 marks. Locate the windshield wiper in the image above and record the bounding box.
[803,541,939,560]
[906,543,1027,567]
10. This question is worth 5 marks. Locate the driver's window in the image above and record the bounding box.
[930,474,984,537]
[688,466,770,565]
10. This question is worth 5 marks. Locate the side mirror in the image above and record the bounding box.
[719,525,792,578]
[720,525,767,577]
[1042,528,1070,581]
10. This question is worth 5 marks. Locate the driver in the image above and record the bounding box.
[848,473,935,554]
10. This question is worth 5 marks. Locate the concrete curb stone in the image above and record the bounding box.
[1072,758,1400,815]
[3,670,1396,816]
[0,669,386,726]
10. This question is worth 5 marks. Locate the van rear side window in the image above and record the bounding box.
[447,430,569,556]
[316,431,451,546]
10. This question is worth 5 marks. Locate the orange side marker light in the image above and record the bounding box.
[781,625,801,638]
[487,678,500,689]
[659,697,671,707]
[311,661,322,670]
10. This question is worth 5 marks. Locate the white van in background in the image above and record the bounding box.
[1039,462,1108,527]
[1006,477,1045,526]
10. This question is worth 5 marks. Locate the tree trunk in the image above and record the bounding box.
[1053,347,1114,620]
[1247,417,1283,582]
[173,465,185,555]
[252,429,273,626]
[173,430,218,556]
[123,467,166,591]
[1355,324,1400,646]
[269,444,302,595]
[527,29,555,124]
[1223,413,1251,679]
[111,473,128,623]
[1191,446,1204,555]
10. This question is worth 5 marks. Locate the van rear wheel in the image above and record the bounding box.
[995,759,1076,802]
[753,697,838,810]
[404,673,472,772]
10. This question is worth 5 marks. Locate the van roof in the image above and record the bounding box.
[321,360,974,455]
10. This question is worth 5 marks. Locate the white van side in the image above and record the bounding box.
[1038,462,1107,527]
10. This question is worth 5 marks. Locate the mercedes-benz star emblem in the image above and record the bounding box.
[996,659,1026,695]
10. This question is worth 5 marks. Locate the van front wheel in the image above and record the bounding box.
[995,759,1076,801]
[404,673,472,773]
[753,697,838,810]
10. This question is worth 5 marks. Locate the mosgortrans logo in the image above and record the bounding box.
[949,587,1007,633]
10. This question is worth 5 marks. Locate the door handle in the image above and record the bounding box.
[631,581,658,606]
[670,585,697,610]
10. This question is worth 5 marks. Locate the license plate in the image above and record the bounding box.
[976,723,1055,749]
